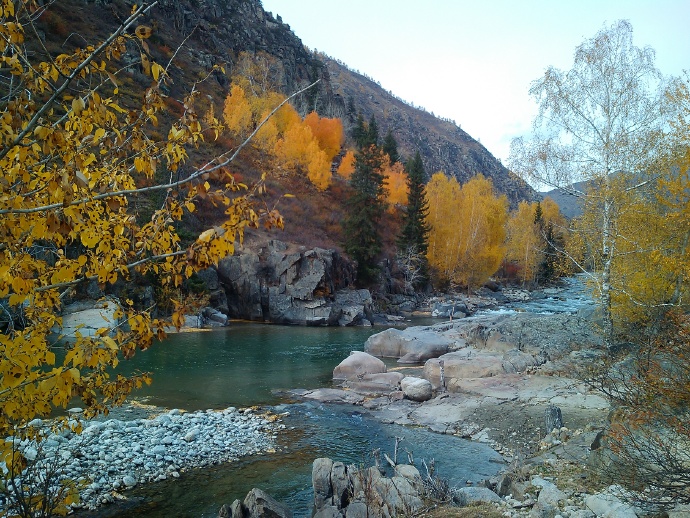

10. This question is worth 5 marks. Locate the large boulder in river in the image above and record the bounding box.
[59,298,122,340]
[364,328,451,362]
[401,376,433,402]
[333,351,386,381]
[217,240,364,325]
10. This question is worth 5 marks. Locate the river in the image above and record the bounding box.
[82,276,592,517]
[80,322,500,517]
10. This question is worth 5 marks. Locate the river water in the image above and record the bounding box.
[90,323,501,517]
[85,276,592,517]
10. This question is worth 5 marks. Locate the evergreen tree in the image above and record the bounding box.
[382,129,400,163]
[352,114,367,148]
[397,151,431,285]
[365,115,379,147]
[343,140,386,284]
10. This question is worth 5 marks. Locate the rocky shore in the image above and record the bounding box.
[278,309,672,517]
[6,407,281,513]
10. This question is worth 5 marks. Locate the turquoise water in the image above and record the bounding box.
[87,322,504,517]
[120,323,386,409]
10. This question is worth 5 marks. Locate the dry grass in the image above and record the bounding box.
[419,502,505,518]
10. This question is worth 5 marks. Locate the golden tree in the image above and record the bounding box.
[509,21,670,341]
[0,1,313,501]
[426,173,507,289]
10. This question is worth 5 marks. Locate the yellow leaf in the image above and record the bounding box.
[135,25,152,39]
[72,97,85,115]
[152,62,164,82]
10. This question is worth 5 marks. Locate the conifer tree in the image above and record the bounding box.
[397,152,430,285]
[382,129,400,163]
[343,126,386,283]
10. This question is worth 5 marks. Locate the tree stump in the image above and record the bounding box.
[544,405,563,435]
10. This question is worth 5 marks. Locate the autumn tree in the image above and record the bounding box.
[336,149,356,179]
[343,121,386,283]
[0,2,309,512]
[509,20,670,341]
[396,152,430,287]
[504,198,567,286]
[426,173,508,290]
[222,66,343,192]
[381,157,408,209]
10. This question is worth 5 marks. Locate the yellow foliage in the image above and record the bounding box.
[505,201,542,285]
[426,173,508,289]
[303,111,344,162]
[337,150,356,179]
[0,3,281,498]
[222,84,253,138]
[222,60,342,190]
[382,160,408,210]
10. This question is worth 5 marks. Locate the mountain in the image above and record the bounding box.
[322,56,536,206]
[37,0,534,237]
[146,0,534,205]
[541,184,585,218]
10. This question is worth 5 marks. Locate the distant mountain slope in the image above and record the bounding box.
[323,56,536,206]
[42,0,534,217]
[541,182,588,218]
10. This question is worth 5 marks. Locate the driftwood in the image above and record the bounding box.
[544,405,563,435]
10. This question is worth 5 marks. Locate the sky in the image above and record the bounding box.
[260,0,689,165]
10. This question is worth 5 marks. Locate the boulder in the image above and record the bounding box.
[532,476,567,507]
[455,486,503,505]
[583,487,638,518]
[333,351,386,381]
[312,458,334,510]
[240,488,292,518]
[400,377,433,402]
[59,298,122,340]
[364,328,450,362]
[423,349,505,389]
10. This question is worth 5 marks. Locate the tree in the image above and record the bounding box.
[382,129,400,164]
[509,20,670,341]
[588,311,690,511]
[343,144,386,283]
[505,201,542,286]
[426,173,507,290]
[0,2,311,512]
[396,152,430,286]
[504,198,567,286]
[336,149,356,179]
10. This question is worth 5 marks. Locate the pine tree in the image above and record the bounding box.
[343,143,386,284]
[366,115,379,147]
[352,114,367,148]
[382,129,400,163]
[397,151,431,285]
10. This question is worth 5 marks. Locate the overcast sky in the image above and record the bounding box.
[260,0,689,165]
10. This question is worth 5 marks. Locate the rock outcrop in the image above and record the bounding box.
[213,240,370,325]
[364,327,452,363]
[311,458,423,517]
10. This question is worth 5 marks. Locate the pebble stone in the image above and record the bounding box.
[6,407,283,512]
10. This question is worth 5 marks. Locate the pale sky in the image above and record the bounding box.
[260,0,689,164]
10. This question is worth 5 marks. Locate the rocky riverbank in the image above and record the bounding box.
[4,407,282,513]
[278,309,656,517]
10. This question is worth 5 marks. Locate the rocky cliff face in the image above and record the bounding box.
[211,240,372,326]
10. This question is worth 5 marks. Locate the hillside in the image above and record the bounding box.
[33,0,535,251]
[541,184,586,218]
[323,56,536,206]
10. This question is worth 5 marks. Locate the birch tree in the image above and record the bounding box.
[509,20,670,342]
